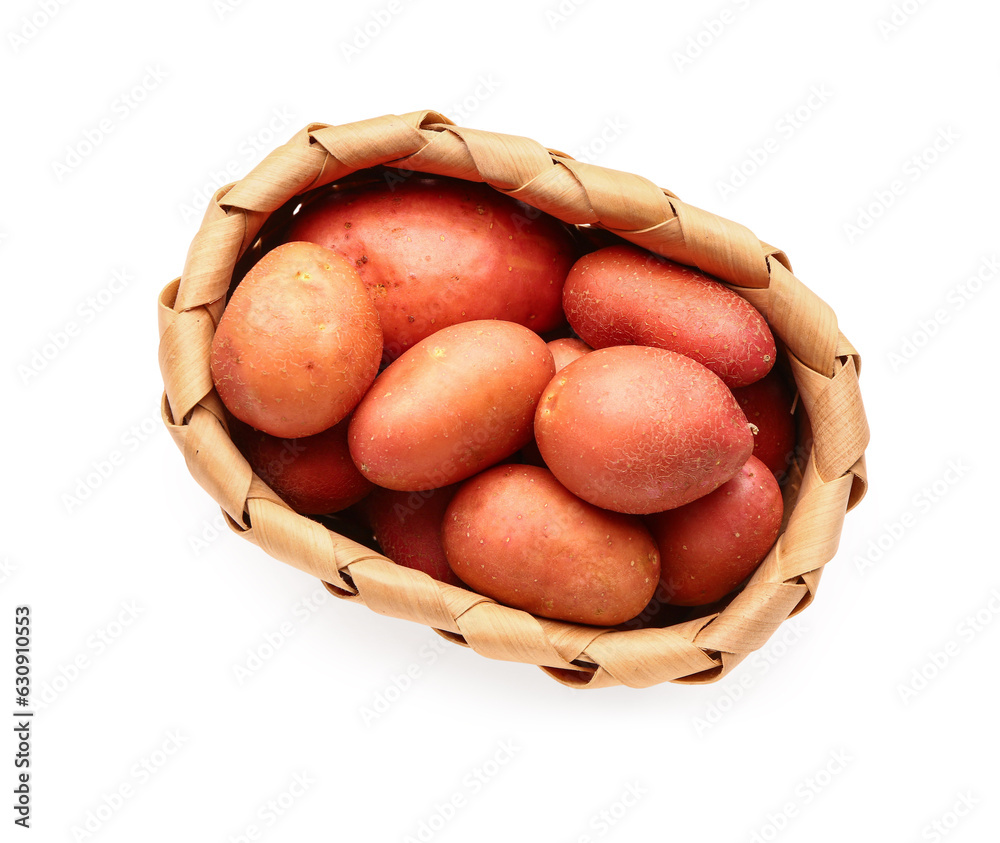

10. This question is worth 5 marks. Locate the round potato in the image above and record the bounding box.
[285,177,579,360]
[646,455,783,606]
[442,464,660,626]
[230,416,372,515]
[563,244,776,388]
[535,346,754,514]
[210,241,382,438]
[349,320,556,491]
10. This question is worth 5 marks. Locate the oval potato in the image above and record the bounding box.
[443,464,660,626]
[535,345,754,514]
[349,320,556,491]
[563,244,776,388]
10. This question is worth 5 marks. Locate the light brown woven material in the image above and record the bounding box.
[157,111,869,689]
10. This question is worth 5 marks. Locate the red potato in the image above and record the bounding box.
[230,416,372,515]
[442,464,660,626]
[210,241,382,438]
[646,456,783,606]
[364,485,464,587]
[562,244,776,388]
[534,346,754,514]
[349,320,556,491]
[731,368,798,480]
[546,337,592,371]
[285,177,580,361]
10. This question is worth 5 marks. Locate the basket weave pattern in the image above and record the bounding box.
[157,111,869,689]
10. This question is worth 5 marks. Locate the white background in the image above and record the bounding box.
[4,0,998,840]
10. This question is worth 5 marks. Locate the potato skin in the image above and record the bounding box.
[563,244,776,388]
[230,416,372,515]
[646,455,783,606]
[285,177,579,361]
[731,368,798,480]
[210,241,382,438]
[364,485,464,587]
[442,464,660,626]
[534,346,754,514]
[349,320,556,491]
[546,337,592,371]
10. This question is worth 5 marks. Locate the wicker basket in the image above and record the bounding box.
[157,110,869,689]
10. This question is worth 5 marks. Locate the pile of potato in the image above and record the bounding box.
[211,174,796,627]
